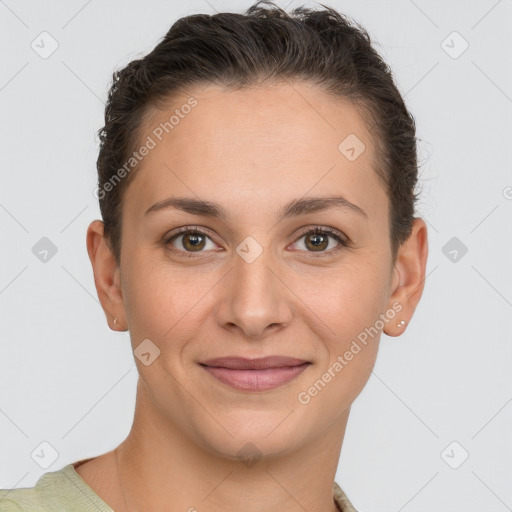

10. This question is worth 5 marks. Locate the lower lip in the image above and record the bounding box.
[201,363,310,391]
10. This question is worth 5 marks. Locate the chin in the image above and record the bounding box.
[193,410,313,463]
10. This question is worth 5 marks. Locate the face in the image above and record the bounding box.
[100,82,407,459]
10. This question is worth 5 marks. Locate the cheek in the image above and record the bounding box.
[322,345,378,413]
[296,270,385,412]
[122,255,221,357]
[121,256,184,339]
[302,261,389,383]
[298,259,389,331]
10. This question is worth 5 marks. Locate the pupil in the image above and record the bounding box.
[308,234,327,251]
[185,233,204,250]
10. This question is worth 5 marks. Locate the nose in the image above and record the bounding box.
[214,244,293,340]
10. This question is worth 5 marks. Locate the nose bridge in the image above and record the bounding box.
[233,236,279,309]
[217,235,291,337]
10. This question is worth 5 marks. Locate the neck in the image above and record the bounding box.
[114,378,349,512]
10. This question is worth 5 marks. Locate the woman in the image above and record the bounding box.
[0,1,428,510]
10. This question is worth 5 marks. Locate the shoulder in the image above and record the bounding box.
[0,487,38,512]
[0,462,112,512]
[333,481,358,512]
[0,497,24,512]
[0,467,70,511]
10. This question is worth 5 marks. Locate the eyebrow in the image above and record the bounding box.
[144,195,368,220]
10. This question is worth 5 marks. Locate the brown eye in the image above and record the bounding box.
[181,232,206,251]
[164,228,217,256]
[292,226,349,256]
[304,231,329,251]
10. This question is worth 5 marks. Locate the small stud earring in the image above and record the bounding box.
[397,320,407,328]
[114,317,118,328]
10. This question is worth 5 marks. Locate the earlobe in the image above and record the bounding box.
[384,218,429,337]
[86,220,127,331]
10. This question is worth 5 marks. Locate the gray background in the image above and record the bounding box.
[1,0,511,510]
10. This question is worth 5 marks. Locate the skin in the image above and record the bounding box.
[83,81,428,512]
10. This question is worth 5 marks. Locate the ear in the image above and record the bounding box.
[86,220,127,331]
[384,217,428,337]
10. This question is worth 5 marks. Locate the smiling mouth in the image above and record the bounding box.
[199,356,311,391]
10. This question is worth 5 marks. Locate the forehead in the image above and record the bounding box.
[123,82,386,223]
[143,82,377,158]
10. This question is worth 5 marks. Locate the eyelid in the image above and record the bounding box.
[293,225,348,244]
[289,225,350,257]
[163,224,350,257]
[163,225,220,258]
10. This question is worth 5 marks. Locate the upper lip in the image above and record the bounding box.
[200,356,310,370]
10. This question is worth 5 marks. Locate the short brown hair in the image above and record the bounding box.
[96,0,422,266]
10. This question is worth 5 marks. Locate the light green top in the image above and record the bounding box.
[0,460,358,511]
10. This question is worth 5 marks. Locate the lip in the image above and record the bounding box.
[201,356,309,370]
[199,356,311,391]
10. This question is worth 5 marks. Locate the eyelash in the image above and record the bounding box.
[162,225,350,259]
